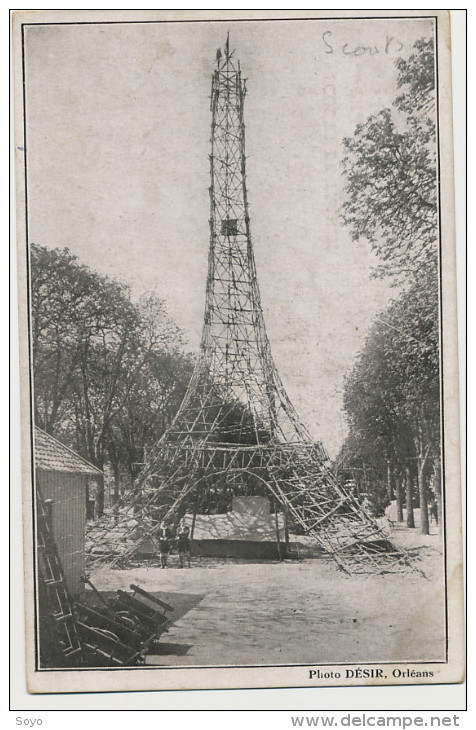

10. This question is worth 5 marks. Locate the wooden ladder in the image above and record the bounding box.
[36,487,83,666]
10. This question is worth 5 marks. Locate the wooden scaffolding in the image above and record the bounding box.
[86,37,419,577]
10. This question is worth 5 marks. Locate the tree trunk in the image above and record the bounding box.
[433,458,443,536]
[418,457,429,536]
[112,459,121,505]
[386,462,393,503]
[362,461,368,492]
[405,465,415,528]
[95,473,105,519]
[395,470,404,522]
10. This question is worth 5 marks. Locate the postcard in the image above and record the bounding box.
[12,9,463,693]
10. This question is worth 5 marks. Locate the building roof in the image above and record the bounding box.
[34,427,102,475]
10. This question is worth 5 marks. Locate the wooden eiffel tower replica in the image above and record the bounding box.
[87,38,415,575]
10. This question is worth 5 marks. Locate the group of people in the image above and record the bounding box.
[155,519,192,569]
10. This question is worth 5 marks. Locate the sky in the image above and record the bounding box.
[22,16,435,457]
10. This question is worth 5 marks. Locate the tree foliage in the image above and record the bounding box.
[31,244,193,509]
[341,38,437,284]
[343,274,439,458]
[339,39,440,533]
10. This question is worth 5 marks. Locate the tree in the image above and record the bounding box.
[31,244,190,514]
[341,275,439,531]
[341,38,437,285]
[105,345,194,500]
[340,39,440,534]
[31,244,102,437]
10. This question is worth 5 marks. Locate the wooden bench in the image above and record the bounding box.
[76,620,144,666]
[114,590,170,632]
[74,602,145,650]
[76,578,176,665]
[130,584,174,614]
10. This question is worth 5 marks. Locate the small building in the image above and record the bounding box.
[34,427,102,598]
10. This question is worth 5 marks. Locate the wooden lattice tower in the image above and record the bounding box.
[87,38,416,575]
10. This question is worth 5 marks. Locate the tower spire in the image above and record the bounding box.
[168,38,319,447]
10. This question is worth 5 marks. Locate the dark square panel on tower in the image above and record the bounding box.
[221,218,239,237]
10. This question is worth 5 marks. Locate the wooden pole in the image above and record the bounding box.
[274,499,282,561]
[284,506,290,556]
[191,509,197,540]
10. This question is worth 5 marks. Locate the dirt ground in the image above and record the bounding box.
[89,509,446,667]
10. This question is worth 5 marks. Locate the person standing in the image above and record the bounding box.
[157,521,172,568]
[176,518,191,568]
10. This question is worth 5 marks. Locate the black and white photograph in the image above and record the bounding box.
[12,9,463,694]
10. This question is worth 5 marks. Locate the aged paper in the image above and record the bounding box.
[12,9,463,694]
